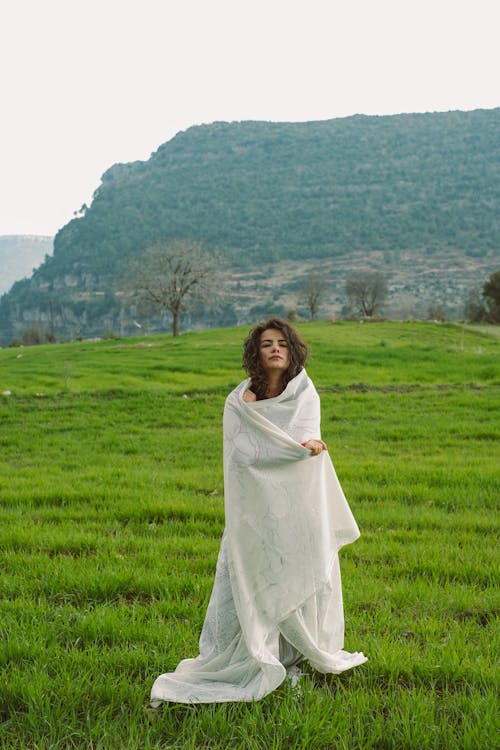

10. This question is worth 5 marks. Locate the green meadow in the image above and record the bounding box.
[0,321,498,750]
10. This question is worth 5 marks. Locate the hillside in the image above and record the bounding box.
[1,109,499,343]
[0,235,53,295]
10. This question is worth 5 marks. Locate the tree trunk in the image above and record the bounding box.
[172,308,180,337]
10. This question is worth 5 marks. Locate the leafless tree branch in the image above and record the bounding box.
[345,270,388,317]
[121,239,224,336]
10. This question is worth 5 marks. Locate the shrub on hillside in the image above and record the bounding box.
[17,324,55,346]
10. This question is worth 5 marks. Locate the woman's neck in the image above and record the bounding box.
[265,375,283,398]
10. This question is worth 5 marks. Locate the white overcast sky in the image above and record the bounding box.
[0,0,498,237]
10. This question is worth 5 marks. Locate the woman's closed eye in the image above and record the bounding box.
[261,339,288,348]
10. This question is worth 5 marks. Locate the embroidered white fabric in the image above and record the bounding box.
[151,370,367,704]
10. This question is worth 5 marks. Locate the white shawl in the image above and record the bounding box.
[151,370,366,704]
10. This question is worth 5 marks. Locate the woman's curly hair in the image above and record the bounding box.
[242,318,308,400]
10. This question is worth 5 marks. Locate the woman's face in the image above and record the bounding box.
[259,328,290,375]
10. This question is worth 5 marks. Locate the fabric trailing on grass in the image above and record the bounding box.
[151,369,366,703]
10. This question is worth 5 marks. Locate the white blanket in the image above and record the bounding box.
[151,370,366,704]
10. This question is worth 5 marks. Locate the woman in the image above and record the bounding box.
[150,318,366,704]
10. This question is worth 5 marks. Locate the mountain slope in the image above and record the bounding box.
[1,109,499,343]
[41,109,500,273]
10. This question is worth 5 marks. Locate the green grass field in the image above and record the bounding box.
[0,321,498,750]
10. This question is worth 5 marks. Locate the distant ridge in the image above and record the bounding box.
[1,108,499,343]
[0,235,53,296]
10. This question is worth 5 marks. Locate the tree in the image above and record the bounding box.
[427,304,447,322]
[122,239,222,336]
[482,270,500,323]
[464,286,487,322]
[345,270,388,317]
[300,272,325,320]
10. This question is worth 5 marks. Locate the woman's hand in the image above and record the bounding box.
[302,439,328,456]
[243,389,257,403]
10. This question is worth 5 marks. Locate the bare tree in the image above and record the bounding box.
[483,269,500,323]
[122,239,222,336]
[427,303,447,322]
[464,286,487,322]
[345,270,388,317]
[300,272,325,320]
